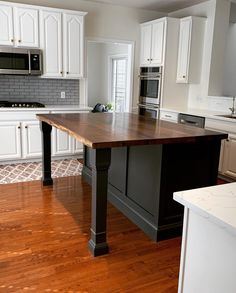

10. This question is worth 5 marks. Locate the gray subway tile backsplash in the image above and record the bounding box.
[0,75,80,105]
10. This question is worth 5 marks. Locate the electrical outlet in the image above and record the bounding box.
[61,91,66,99]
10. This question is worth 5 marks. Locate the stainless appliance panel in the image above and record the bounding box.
[0,47,42,75]
[178,113,205,128]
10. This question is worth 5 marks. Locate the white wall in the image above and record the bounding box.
[87,42,129,107]
[223,3,236,97]
[208,0,230,96]
[5,0,165,109]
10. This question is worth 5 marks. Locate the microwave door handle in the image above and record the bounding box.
[28,51,31,75]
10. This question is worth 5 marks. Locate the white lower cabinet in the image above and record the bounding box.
[74,140,83,154]
[159,110,178,123]
[52,128,73,156]
[222,135,236,180]
[22,121,42,159]
[205,117,236,181]
[0,121,22,160]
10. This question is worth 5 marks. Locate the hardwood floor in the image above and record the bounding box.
[0,176,181,292]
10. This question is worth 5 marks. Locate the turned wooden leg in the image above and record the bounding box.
[40,121,53,186]
[88,148,111,257]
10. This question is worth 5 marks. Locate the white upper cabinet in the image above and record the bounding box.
[0,4,39,48]
[63,13,84,78]
[140,18,166,66]
[0,4,14,46]
[176,16,206,84]
[151,21,165,65]
[140,24,152,66]
[14,7,39,47]
[41,11,86,79]
[41,10,62,78]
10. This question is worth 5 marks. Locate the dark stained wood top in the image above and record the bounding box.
[37,113,228,149]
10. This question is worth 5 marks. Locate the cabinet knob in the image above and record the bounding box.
[25,126,28,129]
[18,126,21,129]
[67,71,69,74]
[11,39,14,42]
[60,71,63,74]
[18,40,21,43]
[147,58,150,61]
[183,75,186,78]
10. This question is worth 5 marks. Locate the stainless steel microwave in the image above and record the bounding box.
[0,47,42,75]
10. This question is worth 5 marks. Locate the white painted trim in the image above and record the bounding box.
[178,207,189,293]
[108,53,128,111]
[85,37,135,112]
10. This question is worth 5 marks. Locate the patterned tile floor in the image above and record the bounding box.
[0,159,83,184]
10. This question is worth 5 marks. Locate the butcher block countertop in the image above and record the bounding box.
[36,112,228,149]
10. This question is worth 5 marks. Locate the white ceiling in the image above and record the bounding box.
[86,0,208,12]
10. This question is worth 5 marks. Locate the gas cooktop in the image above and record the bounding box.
[0,101,45,108]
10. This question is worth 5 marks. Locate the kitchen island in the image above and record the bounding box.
[174,183,236,293]
[36,112,227,256]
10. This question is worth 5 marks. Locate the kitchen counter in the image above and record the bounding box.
[174,182,236,237]
[174,183,236,293]
[36,112,227,256]
[0,105,92,112]
[161,107,236,123]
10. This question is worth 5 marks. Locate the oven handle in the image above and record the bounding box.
[138,104,159,111]
[139,75,161,79]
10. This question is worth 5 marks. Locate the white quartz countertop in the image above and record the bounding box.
[0,105,92,112]
[161,107,236,123]
[174,183,236,237]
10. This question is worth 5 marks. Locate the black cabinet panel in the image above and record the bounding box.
[108,147,127,193]
[126,145,162,216]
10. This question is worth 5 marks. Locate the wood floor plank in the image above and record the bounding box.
[0,176,181,292]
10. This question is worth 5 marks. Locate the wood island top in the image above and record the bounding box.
[37,112,228,148]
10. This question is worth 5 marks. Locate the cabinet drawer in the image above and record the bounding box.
[160,111,178,123]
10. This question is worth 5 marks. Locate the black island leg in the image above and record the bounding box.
[40,121,53,186]
[88,148,111,257]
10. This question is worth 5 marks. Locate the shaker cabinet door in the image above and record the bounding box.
[0,4,14,46]
[41,10,62,78]
[151,20,165,66]
[52,128,73,156]
[222,135,236,180]
[0,122,22,160]
[22,121,42,159]
[140,24,152,66]
[14,7,39,48]
[63,13,84,78]
[176,18,191,83]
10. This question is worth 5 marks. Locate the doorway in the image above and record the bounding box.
[85,38,134,112]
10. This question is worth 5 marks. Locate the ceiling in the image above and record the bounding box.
[86,0,208,12]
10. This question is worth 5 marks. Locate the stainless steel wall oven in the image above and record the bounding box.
[138,66,162,118]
